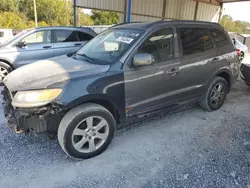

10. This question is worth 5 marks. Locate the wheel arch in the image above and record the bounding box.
[207,68,233,90]
[0,58,14,70]
[65,94,123,122]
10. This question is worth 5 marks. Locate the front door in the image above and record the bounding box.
[124,27,183,116]
[13,30,53,68]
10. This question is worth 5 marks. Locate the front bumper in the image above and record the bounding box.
[2,87,64,134]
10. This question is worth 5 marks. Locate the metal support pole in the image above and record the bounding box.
[162,0,166,20]
[33,0,38,27]
[194,1,199,20]
[123,0,127,23]
[126,0,131,22]
[218,3,223,23]
[65,0,68,26]
[73,0,77,26]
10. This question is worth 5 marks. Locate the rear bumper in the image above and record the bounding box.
[2,87,64,134]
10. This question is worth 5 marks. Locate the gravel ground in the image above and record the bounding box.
[1,79,250,188]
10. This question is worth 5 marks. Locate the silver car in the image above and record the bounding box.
[0,26,96,80]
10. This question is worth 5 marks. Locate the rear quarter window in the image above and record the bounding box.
[76,31,94,41]
[210,29,229,48]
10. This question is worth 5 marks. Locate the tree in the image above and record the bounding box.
[91,10,119,25]
[0,0,18,12]
[0,12,27,29]
[220,15,250,34]
[19,0,71,26]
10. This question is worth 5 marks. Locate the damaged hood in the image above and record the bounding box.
[4,55,110,91]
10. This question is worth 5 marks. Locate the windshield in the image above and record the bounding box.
[1,29,28,45]
[76,28,144,64]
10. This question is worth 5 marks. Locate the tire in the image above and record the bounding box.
[58,103,116,159]
[199,77,228,112]
[0,61,12,81]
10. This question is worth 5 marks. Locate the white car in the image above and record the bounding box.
[232,38,248,61]
[0,29,13,44]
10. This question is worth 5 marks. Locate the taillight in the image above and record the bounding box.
[236,49,241,56]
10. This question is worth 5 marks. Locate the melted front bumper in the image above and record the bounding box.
[1,87,64,134]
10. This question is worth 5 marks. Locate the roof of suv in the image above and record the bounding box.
[113,20,222,30]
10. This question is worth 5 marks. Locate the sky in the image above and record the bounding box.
[223,2,250,22]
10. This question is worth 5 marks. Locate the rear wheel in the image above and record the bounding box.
[199,77,228,112]
[0,62,12,81]
[58,103,116,159]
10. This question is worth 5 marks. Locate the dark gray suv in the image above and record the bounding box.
[2,21,240,159]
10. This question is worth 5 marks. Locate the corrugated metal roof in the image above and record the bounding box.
[75,0,248,23]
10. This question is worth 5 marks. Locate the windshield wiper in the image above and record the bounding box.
[76,53,94,63]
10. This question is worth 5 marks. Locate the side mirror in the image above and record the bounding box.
[132,53,154,67]
[16,41,27,48]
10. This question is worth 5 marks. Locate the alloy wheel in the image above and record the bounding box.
[71,116,109,153]
[210,83,225,108]
[0,66,8,79]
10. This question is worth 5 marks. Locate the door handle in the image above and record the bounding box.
[74,43,82,46]
[43,46,52,49]
[167,67,179,76]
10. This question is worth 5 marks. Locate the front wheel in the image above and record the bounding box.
[58,103,116,159]
[199,77,228,112]
[0,62,12,81]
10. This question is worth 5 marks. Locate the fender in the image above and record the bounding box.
[62,93,125,120]
[206,66,233,88]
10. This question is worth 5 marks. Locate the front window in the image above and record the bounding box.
[76,28,144,64]
[22,31,51,44]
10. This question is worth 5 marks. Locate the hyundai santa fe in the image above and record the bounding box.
[2,21,240,159]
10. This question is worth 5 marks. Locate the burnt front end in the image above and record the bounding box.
[2,87,64,134]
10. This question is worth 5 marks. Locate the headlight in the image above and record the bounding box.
[12,89,62,108]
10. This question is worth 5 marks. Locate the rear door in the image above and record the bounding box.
[13,30,53,67]
[177,27,217,100]
[52,29,95,57]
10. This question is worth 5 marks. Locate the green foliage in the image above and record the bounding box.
[0,12,27,29]
[0,0,18,12]
[220,15,250,34]
[0,0,118,29]
[91,10,119,25]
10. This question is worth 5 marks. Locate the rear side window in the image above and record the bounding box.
[54,30,78,43]
[210,29,229,48]
[179,28,214,55]
[0,32,4,37]
[76,31,94,41]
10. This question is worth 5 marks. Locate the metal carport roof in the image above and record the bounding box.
[73,0,250,25]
